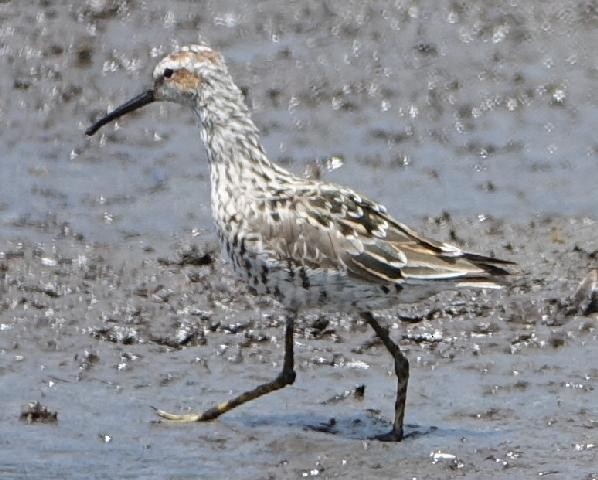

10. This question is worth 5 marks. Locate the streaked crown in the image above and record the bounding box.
[152,44,229,103]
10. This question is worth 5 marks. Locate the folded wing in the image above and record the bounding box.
[249,182,513,288]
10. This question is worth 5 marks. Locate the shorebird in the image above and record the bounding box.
[86,44,512,441]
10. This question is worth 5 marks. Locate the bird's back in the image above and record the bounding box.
[219,177,512,312]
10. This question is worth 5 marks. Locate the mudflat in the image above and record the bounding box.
[0,2,596,479]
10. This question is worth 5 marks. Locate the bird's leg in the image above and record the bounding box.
[156,313,296,423]
[361,311,409,442]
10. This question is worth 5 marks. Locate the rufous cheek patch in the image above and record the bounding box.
[172,68,201,90]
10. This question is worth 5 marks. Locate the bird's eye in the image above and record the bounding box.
[163,68,174,78]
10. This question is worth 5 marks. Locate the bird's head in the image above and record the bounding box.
[86,44,231,136]
[152,45,228,104]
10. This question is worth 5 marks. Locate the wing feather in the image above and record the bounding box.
[247,182,513,287]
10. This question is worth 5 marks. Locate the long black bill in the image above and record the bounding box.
[85,89,155,136]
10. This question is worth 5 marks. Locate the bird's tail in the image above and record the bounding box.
[454,252,514,289]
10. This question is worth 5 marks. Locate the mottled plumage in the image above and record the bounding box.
[86,44,512,441]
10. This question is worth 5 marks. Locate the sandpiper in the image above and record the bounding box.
[86,44,512,441]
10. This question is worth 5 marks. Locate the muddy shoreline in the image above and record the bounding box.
[1,1,597,479]
[1,215,596,479]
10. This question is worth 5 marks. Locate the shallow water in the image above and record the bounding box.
[1,1,596,243]
[0,2,597,479]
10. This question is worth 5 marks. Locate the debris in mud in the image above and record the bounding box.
[513,380,529,390]
[344,359,370,369]
[20,402,58,424]
[186,270,204,282]
[151,321,206,348]
[402,328,443,343]
[238,330,270,347]
[308,316,340,340]
[226,345,243,364]
[548,330,566,348]
[415,42,438,56]
[311,354,334,366]
[351,335,382,353]
[508,331,546,353]
[506,300,542,324]
[472,407,514,421]
[309,316,329,334]
[572,269,598,316]
[353,384,365,400]
[158,245,214,267]
[0,249,25,260]
[397,313,426,323]
[19,282,60,298]
[77,349,100,371]
[133,283,165,298]
[222,322,250,334]
[552,268,598,318]
[431,450,464,470]
[537,470,561,477]
[396,301,497,324]
[331,353,346,367]
[91,325,141,344]
[321,384,366,405]
[472,321,501,335]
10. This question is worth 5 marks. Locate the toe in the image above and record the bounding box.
[372,427,403,442]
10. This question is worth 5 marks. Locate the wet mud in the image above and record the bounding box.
[1,2,596,479]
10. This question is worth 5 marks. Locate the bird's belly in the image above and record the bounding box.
[224,246,401,312]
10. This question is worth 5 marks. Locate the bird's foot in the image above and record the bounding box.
[151,406,202,423]
[371,424,437,441]
[370,427,403,442]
